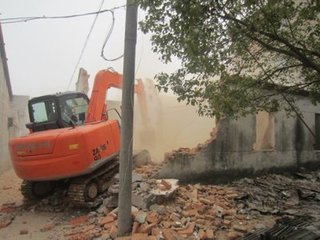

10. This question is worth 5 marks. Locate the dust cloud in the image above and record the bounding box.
[132,79,215,163]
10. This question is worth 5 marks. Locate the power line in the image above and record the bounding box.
[100,11,123,62]
[0,5,126,24]
[66,0,106,90]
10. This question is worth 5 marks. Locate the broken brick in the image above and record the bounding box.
[151,227,161,237]
[147,236,157,240]
[146,211,159,224]
[100,215,115,226]
[162,229,177,240]
[182,209,198,217]
[137,222,156,234]
[132,233,148,240]
[116,237,131,240]
[223,220,232,227]
[177,222,195,236]
[198,229,206,239]
[161,180,172,190]
[69,215,88,226]
[206,229,214,240]
[132,221,140,234]
[104,221,117,230]
[227,230,242,240]
[161,221,172,228]
[110,225,118,239]
[233,224,247,233]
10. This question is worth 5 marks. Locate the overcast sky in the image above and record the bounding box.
[0,0,180,98]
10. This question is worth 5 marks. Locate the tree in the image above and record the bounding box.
[138,0,320,119]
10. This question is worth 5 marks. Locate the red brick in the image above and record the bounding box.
[227,231,242,240]
[182,209,198,217]
[132,233,148,240]
[116,237,131,240]
[147,236,157,240]
[199,197,212,205]
[162,221,172,228]
[100,215,115,226]
[206,229,214,240]
[161,180,172,190]
[190,202,205,212]
[110,225,118,239]
[162,229,177,240]
[151,228,161,237]
[223,220,232,226]
[81,225,95,234]
[69,216,88,226]
[104,221,117,230]
[146,212,159,224]
[177,222,195,236]
[137,223,156,234]
[132,221,140,234]
[198,229,206,239]
[233,224,247,233]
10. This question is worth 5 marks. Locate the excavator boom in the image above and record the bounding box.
[85,70,144,123]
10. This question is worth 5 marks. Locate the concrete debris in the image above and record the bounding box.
[6,160,320,239]
[133,149,152,168]
[61,174,276,240]
[231,170,320,219]
[55,168,320,239]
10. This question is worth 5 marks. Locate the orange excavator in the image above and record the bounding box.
[9,69,146,207]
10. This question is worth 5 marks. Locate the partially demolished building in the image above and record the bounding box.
[159,91,320,182]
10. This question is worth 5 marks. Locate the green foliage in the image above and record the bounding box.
[138,0,320,119]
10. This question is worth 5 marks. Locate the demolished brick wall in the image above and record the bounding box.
[157,98,320,182]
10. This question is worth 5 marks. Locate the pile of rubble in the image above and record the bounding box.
[163,126,219,162]
[4,162,320,239]
[62,172,276,240]
[232,170,320,219]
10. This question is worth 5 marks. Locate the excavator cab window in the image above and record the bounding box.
[59,95,89,126]
[27,92,89,132]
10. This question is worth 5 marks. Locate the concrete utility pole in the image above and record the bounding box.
[117,0,138,236]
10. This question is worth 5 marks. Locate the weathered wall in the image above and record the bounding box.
[0,53,11,173]
[158,96,320,183]
[9,95,29,139]
[0,24,29,173]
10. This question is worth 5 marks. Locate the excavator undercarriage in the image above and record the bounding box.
[21,157,119,208]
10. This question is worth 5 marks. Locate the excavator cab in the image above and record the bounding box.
[26,92,89,132]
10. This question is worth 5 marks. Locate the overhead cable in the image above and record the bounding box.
[66,0,105,90]
[0,5,126,24]
[100,11,124,62]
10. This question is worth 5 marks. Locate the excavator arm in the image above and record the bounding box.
[85,69,145,123]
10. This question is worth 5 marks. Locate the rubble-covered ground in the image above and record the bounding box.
[1,165,320,239]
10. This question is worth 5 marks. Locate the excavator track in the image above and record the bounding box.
[21,180,35,201]
[21,180,55,201]
[67,157,119,208]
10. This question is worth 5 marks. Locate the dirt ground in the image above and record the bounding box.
[0,169,83,240]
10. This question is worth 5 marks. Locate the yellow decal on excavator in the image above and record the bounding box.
[69,144,79,150]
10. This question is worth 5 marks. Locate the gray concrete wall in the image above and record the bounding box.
[158,96,320,182]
